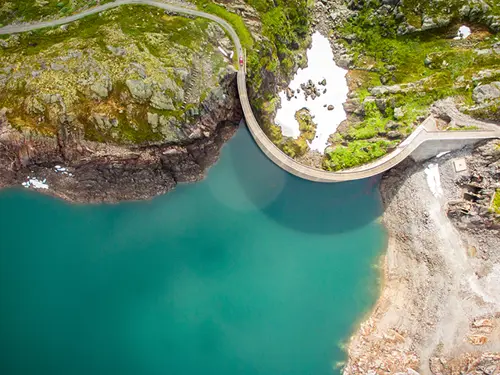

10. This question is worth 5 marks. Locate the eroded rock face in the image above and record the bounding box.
[343,141,500,375]
[126,79,154,102]
[0,72,242,203]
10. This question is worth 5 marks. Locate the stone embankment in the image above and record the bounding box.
[344,140,500,375]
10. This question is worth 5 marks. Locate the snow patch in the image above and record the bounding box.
[22,177,49,189]
[425,163,443,198]
[55,165,72,176]
[436,151,450,158]
[274,31,349,153]
[454,25,471,40]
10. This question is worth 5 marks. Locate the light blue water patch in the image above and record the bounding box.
[0,127,385,375]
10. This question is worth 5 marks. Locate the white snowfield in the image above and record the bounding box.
[274,32,349,154]
[425,163,444,198]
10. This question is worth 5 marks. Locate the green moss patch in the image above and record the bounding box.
[323,140,396,171]
[279,108,317,159]
[492,189,500,214]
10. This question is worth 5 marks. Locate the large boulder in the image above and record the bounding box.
[473,82,500,103]
[150,91,175,110]
[90,76,112,99]
[91,113,118,131]
[126,79,153,102]
[343,98,362,114]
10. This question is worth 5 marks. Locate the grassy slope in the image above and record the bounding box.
[243,0,312,149]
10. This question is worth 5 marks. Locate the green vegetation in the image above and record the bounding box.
[323,140,396,171]
[448,126,480,131]
[195,0,253,50]
[281,108,316,158]
[296,108,316,142]
[0,0,112,25]
[245,0,312,92]
[492,189,500,214]
[0,5,229,145]
[324,0,500,170]
[243,0,313,155]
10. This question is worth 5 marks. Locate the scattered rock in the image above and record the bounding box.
[107,45,127,56]
[343,98,362,114]
[50,63,65,71]
[337,54,353,69]
[394,107,405,120]
[91,113,118,131]
[147,112,159,127]
[375,98,387,113]
[472,82,500,103]
[467,335,488,345]
[90,77,112,99]
[24,96,46,115]
[387,130,403,139]
[327,105,334,111]
[386,121,400,130]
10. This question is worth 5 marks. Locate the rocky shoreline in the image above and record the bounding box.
[344,140,500,375]
[0,118,238,203]
[0,71,241,203]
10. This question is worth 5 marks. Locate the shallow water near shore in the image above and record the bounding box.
[0,127,385,375]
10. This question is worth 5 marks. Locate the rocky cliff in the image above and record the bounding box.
[0,4,242,203]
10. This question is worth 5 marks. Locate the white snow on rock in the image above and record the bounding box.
[55,165,71,175]
[218,46,228,57]
[454,25,471,40]
[22,177,49,189]
[274,31,349,153]
[425,163,443,198]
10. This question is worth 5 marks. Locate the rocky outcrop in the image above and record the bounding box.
[429,352,500,375]
[473,82,500,103]
[0,72,242,203]
[0,7,244,202]
[447,140,500,229]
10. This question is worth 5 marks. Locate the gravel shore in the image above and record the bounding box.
[344,141,500,375]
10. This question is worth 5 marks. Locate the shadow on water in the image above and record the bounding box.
[226,127,383,235]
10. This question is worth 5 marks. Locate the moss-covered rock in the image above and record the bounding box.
[0,4,236,146]
[319,0,500,170]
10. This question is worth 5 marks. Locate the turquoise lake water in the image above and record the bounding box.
[0,128,385,375]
